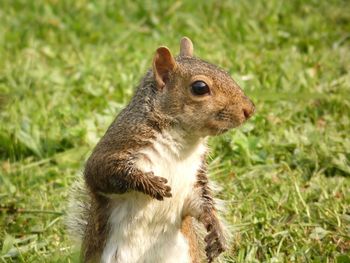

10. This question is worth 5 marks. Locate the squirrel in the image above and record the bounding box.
[69,37,255,263]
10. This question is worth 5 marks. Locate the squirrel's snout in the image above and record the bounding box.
[242,98,255,120]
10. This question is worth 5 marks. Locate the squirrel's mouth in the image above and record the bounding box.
[218,127,231,134]
[204,117,240,136]
[206,123,234,136]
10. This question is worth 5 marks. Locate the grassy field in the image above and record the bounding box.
[1,0,350,262]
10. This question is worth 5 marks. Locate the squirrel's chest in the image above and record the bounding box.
[137,134,205,200]
[102,135,206,263]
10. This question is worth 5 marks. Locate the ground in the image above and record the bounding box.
[0,0,349,262]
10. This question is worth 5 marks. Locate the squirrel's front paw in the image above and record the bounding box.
[145,174,172,201]
[204,225,226,263]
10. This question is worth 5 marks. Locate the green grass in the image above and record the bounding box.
[1,0,350,262]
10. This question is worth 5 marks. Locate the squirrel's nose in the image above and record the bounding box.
[242,98,255,120]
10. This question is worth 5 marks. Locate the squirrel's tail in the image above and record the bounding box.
[66,174,90,244]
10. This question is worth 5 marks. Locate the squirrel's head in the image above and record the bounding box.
[152,37,255,137]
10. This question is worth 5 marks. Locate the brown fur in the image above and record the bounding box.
[79,37,255,262]
[181,216,202,263]
[82,194,111,262]
[194,158,226,262]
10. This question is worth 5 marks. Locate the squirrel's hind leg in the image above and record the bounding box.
[181,216,205,263]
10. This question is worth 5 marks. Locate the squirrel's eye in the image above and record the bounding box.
[191,81,210,96]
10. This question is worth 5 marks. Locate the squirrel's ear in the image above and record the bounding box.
[153,46,176,89]
[180,37,193,57]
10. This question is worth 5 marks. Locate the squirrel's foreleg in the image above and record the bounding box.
[85,155,172,200]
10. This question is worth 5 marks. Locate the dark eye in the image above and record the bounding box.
[191,81,210,96]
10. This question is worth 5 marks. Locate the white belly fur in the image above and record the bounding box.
[101,131,206,263]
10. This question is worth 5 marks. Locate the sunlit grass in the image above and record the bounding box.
[1,0,349,262]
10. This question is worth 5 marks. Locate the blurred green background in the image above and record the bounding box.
[0,0,349,262]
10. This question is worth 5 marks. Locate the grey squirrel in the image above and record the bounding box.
[69,37,255,263]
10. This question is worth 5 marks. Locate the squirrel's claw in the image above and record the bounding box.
[144,174,172,200]
[204,225,226,262]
